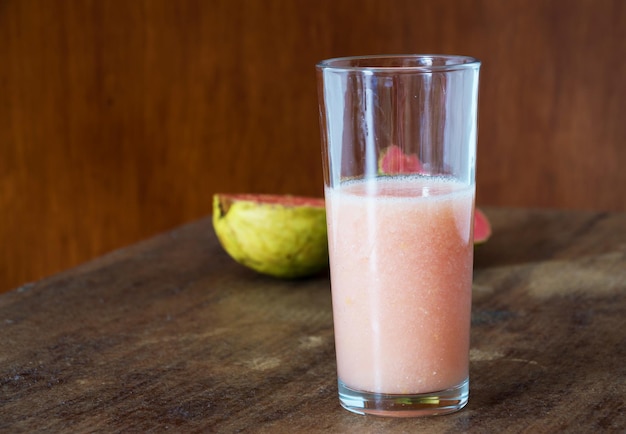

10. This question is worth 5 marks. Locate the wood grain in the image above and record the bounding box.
[1,0,625,292]
[0,208,624,432]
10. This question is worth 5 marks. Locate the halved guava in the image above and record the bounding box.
[213,194,328,278]
[378,145,491,244]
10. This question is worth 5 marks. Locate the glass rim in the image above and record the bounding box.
[316,54,481,73]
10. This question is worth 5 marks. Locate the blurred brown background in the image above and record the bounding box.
[1,0,625,293]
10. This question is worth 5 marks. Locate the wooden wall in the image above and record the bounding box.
[1,0,625,292]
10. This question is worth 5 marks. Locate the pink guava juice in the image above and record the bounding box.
[325,175,474,395]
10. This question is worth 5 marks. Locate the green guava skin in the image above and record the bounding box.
[212,195,329,279]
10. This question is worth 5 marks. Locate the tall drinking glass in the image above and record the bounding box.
[316,55,480,417]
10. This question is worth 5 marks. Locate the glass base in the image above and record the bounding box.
[338,378,469,418]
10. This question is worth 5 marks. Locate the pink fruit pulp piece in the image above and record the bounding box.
[217,194,325,209]
[473,208,492,244]
[379,145,422,174]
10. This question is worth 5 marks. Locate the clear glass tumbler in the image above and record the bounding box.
[316,55,481,417]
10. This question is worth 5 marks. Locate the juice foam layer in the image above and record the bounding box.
[336,175,472,199]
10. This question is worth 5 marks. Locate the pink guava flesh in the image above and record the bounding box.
[474,208,492,244]
[378,145,422,174]
[216,194,325,214]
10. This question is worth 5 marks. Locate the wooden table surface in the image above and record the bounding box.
[1,208,625,433]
